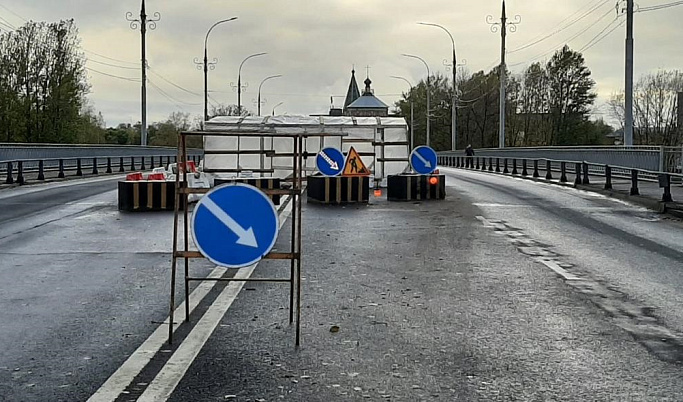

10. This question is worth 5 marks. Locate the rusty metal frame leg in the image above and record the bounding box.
[182,135,190,323]
[169,134,182,345]
[289,136,297,324]
[296,134,303,347]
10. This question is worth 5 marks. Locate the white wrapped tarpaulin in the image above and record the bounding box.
[203,115,409,182]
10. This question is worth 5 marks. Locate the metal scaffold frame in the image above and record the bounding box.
[168,129,306,346]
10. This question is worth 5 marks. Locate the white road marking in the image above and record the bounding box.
[88,196,294,402]
[476,216,581,281]
[136,265,256,402]
[535,258,581,281]
[137,199,293,402]
[86,266,228,402]
[473,203,532,208]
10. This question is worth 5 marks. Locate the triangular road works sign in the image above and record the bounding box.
[342,147,370,177]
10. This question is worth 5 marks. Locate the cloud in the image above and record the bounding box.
[2,0,681,127]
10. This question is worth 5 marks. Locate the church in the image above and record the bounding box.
[330,69,389,117]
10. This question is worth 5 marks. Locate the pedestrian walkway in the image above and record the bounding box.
[448,164,683,216]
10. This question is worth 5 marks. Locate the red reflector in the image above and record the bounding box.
[147,173,166,181]
[126,172,144,181]
[429,177,439,185]
[374,189,382,197]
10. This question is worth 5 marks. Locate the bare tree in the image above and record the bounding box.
[609,70,683,145]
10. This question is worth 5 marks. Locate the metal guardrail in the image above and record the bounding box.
[439,155,681,203]
[2,153,203,185]
[438,146,683,173]
[0,143,203,163]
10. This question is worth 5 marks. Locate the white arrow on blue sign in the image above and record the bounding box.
[410,146,438,175]
[191,183,279,268]
[316,147,346,177]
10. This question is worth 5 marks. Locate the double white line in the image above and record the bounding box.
[88,197,294,402]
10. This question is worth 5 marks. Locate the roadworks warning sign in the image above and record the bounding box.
[342,147,370,177]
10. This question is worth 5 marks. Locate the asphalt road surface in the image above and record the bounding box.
[2,171,683,401]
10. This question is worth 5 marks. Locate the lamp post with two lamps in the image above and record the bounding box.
[272,101,284,116]
[255,75,282,116]
[194,17,238,122]
[417,22,458,151]
[231,52,267,116]
[401,53,430,147]
[390,76,415,150]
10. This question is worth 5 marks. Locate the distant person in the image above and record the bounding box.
[465,144,475,168]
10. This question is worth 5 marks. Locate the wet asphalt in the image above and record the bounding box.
[3,171,683,401]
[168,171,683,401]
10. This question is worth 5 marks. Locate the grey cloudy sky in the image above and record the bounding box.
[2,0,682,127]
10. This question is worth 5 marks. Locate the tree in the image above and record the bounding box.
[0,19,89,143]
[546,45,597,145]
[609,70,683,145]
[210,104,245,119]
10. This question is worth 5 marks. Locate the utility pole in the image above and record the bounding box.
[487,0,520,149]
[624,0,634,146]
[127,0,160,146]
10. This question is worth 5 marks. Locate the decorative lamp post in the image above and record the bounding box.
[194,17,238,122]
[418,22,458,151]
[255,75,282,116]
[231,52,267,116]
[390,76,415,150]
[402,53,431,147]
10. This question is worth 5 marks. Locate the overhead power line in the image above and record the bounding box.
[148,68,201,97]
[85,67,140,82]
[86,58,139,70]
[148,78,201,106]
[637,0,683,12]
[509,0,611,54]
[0,2,27,22]
[579,17,624,52]
[509,7,617,68]
[83,49,138,66]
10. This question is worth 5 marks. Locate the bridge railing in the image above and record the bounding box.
[439,154,683,203]
[439,146,683,173]
[1,153,203,185]
[0,143,200,161]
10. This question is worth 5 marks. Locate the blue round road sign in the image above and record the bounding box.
[410,146,438,174]
[316,147,345,177]
[192,183,279,268]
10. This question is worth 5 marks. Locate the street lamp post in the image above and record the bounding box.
[194,17,237,122]
[402,54,430,147]
[231,52,267,116]
[126,0,160,146]
[487,0,521,148]
[418,22,458,151]
[256,75,282,116]
[272,102,284,116]
[390,76,415,150]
